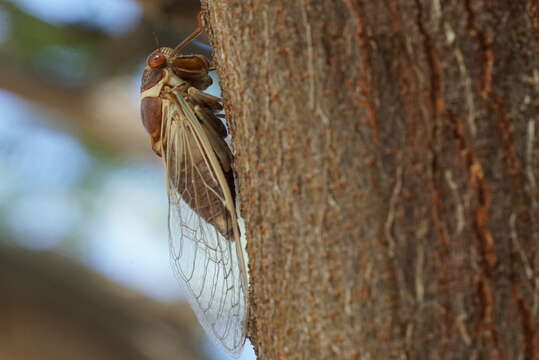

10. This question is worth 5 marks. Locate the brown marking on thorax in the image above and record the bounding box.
[141,67,164,92]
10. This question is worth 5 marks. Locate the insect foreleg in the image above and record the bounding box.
[187,87,222,110]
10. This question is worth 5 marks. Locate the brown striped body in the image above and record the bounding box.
[139,47,235,239]
[138,19,249,355]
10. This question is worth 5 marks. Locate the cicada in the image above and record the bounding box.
[139,17,248,357]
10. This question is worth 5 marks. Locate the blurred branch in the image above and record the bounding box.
[2,0,204,71]
[0,243,209,360]
[0,0,207,157]
[0,60,149,156]
[137,0,201,30]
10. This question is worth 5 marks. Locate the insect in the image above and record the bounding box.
[139,14,248,357]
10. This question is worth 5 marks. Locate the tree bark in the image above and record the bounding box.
[204,0,539,359]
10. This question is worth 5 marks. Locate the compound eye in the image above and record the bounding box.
[148,52,166,68]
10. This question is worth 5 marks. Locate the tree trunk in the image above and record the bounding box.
[204,1,539,359]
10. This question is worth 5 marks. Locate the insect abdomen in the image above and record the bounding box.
[141,97,163,156]
[169,133,234,239]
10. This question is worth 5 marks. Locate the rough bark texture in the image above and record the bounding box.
[204,1,539,359]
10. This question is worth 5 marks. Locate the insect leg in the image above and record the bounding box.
[188,87,223,111]
[174,12,205,54]
[193,105,228,140]
[208,59,217,72]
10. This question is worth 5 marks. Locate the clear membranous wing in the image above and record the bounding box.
[165,94,248,355]
[139,20,248,357]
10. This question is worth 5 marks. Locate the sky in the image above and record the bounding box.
[1,0,256,359]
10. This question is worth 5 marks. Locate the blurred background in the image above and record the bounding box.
[0,0,255,359]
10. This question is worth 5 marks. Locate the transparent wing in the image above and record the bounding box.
[164,94,247,357]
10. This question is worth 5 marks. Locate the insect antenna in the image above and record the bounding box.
[152,31,160,48]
